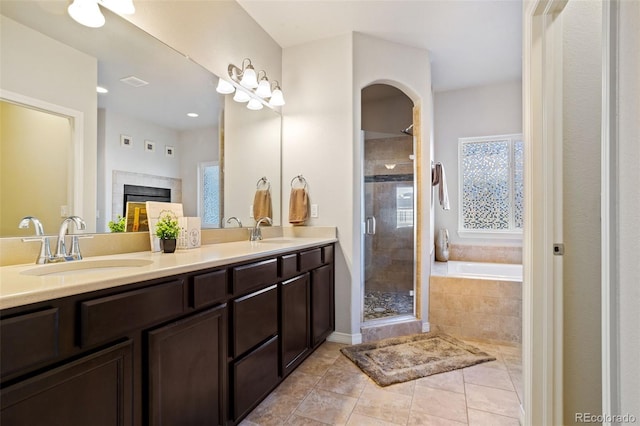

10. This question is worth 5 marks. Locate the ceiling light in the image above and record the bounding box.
[247,98,263,111]
[68,0,105,28]
[187,113,199,118]
[68,0,135,28]
[233,89,250,103]
[96,86,109,94]
[385,164,397,170]
[215,78,235,94]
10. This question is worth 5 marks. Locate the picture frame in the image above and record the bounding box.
[165,145,175,157]
[120,134,133,148]
[145,140,156,153]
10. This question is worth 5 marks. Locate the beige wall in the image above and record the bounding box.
[562,1,602,422]
[0,102,70,235]
[0,16,97,232]
[617,0,640,418]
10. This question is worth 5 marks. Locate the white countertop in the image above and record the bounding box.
[0,236,336,310]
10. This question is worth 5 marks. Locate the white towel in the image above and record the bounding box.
[433,163,450,210]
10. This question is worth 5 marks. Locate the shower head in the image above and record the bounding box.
[401,124,413,136]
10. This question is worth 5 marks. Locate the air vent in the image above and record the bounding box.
[120,76,149,87]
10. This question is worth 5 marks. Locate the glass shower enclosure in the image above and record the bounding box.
[363,132,416,322]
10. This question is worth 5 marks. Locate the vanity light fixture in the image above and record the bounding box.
[216,57,285,110]
[67,0,135,28]
[187,112,199,118]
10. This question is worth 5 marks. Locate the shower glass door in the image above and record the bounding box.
[363,132,416,322]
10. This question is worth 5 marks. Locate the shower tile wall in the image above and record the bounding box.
[449,244,522,264]
[364,136,414,294]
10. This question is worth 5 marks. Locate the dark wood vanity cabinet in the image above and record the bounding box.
[1,340,133,426]
[0,242,335,426]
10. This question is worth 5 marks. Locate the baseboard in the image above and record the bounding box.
[422,321,431,332]
[327,331,362,345]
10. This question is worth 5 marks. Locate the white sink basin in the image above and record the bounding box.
[21,258,154,277]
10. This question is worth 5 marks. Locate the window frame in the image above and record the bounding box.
[457,133,524,239]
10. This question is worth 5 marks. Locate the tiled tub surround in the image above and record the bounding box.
[449,243,522,264]
[430,261,522,344]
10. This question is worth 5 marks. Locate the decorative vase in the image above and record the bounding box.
[160,238,177,253]
[435,228,450,262]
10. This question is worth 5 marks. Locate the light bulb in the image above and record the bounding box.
[215,78,235,94]
[269,87,285,106]
[233,89,250,103]
[240,65,258,89]
[255,78,272,98]
[247,98,263,110]
[68,0,105,28]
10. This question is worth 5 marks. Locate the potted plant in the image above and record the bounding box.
[108,215,126,233]
[155,213,180,253]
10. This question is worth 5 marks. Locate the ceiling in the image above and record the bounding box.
[236,0,523,92]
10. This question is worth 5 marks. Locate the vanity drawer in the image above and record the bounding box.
[80,280,184,347]
[232,335,279,421]
[231,285,277,357]
[190,269,227,309]
[299,248,322,272]
[231,258,278,296]
[280,253,299,280]
[1,308,59,377]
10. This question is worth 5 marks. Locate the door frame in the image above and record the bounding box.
[523,0,567,424]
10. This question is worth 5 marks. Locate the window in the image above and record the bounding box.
[396,186,414,228]
[458,134,523,236]
[198,161,221,228]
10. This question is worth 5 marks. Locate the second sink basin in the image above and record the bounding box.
[21,258,154,277]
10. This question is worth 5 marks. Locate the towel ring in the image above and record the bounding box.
[290,174,308,189]
[256,176,270,191]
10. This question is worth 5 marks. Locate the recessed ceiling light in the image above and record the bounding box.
[187,113,199,118]
[96,86,109,94]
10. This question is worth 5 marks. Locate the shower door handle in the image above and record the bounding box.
[365,216,377,235]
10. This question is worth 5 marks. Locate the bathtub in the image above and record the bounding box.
[436,260,523,282]
[430,260,522,343]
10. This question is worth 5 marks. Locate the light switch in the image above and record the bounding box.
[249,205,254,218]
[310,204,318,218]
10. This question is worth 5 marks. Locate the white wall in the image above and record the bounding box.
[433,80,522,247]
[224,98,282,227]
[282,34,354,338]
[617,0,640,418]
[282,33,432,340]
[1,16,97,231]
[562,1,602,423]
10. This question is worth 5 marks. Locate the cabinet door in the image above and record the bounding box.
[1,340,133,426]
[281,273,310,376]
[311,264,334,347]
[147,305,227,426]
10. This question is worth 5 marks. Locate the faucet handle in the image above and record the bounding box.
[21,236,52,264]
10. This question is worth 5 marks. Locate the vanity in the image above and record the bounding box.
[0,236,336,425]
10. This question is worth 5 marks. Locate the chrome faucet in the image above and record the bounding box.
[19,216,52,264]
[250,217,272,241]
[54,216,87,261]
[226,216,243,228]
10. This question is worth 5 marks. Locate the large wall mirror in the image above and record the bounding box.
[0,1,281,237]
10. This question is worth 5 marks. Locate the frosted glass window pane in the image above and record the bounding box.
[513,139,524,229]
[461,140,510,230]
[202,164,220,227]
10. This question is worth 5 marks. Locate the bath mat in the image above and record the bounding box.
[340,332,495,387]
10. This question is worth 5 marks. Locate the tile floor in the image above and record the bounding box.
[240,338,523,425]
[363,291,414,321]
